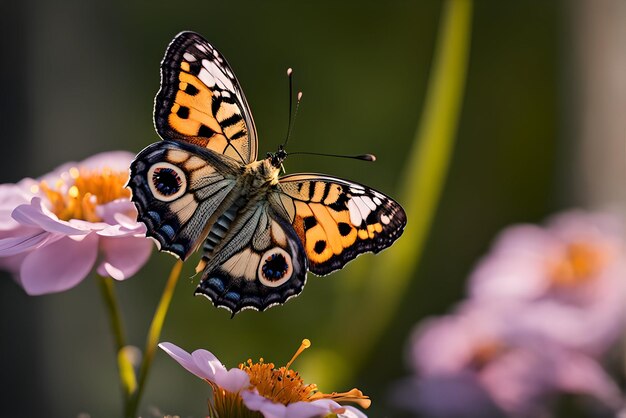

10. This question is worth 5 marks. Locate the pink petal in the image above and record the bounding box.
[96,199,137,225]
[114,212,145,231]
[284,401,334,418]
[19,233,98,295]
[214,368,250,394]
[191,348,228,380]
[479,348,551,416]
[304,400,367,418]
[241,391,288,418]
[241,393,359,418]
[338,406,368,418]
[0,251,29,275]
[96,236,152,280]
[554,351,624,410]
[97,214,145,237]
[12,198,87,235]
[0,230,55,256]
[159,343,225,382]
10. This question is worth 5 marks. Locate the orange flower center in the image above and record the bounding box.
[33,167,130,222]
[238,339,371,409]
[550,241,608,287]
[469,340,506,370]
[240,358,316,404]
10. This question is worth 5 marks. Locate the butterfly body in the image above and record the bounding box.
[129,31,407,314]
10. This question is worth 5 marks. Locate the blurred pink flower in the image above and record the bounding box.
[468,211,626,355]
[398,305,624,417]
[159,341,370,418]
[0,151,153,295]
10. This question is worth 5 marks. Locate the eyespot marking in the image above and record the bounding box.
[147,162,187,202]
[258,248,293,288]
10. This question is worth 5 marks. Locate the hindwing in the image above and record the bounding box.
[194,201,307,313]
[273,174,407,275]
[154,31,258,164]
[129,140,240,259]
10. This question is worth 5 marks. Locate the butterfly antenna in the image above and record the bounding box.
[289,151,376,162]
[283,68,303,150]
[285,68,294,144]
[285,92,303,149]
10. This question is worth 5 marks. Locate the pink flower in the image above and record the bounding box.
[398,304,623,417]
[393,210,626,417]
[0,151,153,295]
[468,211,626,355]
[159,341,370,418]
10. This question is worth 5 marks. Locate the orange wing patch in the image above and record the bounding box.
[293,201,360,265]
[154,32,258,164]
[276,176,407,276]
[167,68,237,156]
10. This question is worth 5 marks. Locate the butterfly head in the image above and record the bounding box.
[267,145,288,169]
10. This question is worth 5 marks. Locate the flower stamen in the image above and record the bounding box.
[239,339,370,409]
[285,338,311,370]
[39,166,130,222]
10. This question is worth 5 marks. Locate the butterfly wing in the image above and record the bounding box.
[272,174,407,275]
[129,140,241,260]
[154,31,258,164]
[194,201,308,313]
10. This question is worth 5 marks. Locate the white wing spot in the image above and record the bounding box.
[361,196,377,211]
[373,197,382,205]
[381,214,391,225]
[350,185,365,194]
[347,199,362,226]
[197,68,216,88]
[202,59,235,92]
[183,52,196,62]
[352,196,372,221]
[196,43,208,53]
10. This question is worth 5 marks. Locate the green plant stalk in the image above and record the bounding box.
[125,259,184,418]
[97,275,137,403]
[338,0,473,378]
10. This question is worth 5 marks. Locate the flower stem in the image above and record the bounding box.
[125,259,184,418]
[332,0,473,382]
[97,275,137,402]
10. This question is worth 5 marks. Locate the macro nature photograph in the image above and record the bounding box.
[1,1,625,417]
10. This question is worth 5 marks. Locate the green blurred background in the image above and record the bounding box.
[1,1,623,417]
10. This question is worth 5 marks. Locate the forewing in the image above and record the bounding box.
[129,140,240,260]
[154,31,258,164]
[273,174,406,275]
[195,202,307,314]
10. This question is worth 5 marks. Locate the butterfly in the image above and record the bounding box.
[129,31,407,314]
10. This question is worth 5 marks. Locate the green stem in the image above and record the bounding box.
[125,259,184,418]
[97,275,137,404]
[335,0,473,381]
